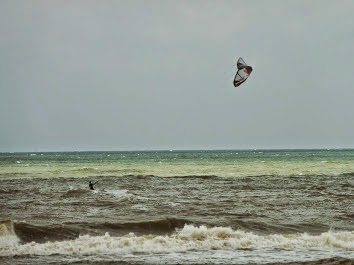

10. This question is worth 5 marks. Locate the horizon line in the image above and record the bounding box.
[1,147,354,154]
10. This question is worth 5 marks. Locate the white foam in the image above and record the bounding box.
[102,189,136,202]
[0,235,20,248]
[168,202,179,207]
[1,225,354,257]
[104,189,128,198]
[0,220,20,248]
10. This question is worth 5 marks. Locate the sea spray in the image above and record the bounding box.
[2,225,354,257]
[0,220,20,248]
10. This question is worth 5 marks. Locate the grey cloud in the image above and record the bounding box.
[1,1,354,151]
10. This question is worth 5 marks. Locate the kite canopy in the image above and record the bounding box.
[233,57,253,87]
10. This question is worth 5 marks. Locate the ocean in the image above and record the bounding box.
[1,149,354,265]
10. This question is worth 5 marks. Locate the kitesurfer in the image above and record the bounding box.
[89,181,98,190]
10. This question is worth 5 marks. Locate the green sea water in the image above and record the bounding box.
[1,149,353,179]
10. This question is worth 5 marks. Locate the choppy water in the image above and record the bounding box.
[1,150,354,265]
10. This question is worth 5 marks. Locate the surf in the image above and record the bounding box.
[1,224,354,264]
[0,220,20,248]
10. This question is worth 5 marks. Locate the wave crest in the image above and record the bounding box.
[0,220,20,248]
[12,218,192,243]
[2,224,354,257]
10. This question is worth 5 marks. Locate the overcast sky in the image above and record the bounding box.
[1,0,354,152]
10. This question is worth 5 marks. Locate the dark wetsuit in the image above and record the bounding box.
[89,181,96,190]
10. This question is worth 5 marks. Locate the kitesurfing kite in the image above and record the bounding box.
[233,57,253,87]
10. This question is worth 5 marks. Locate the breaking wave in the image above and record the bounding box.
[10,218,193,243]
[1,224,354,256]
[0,220,20,248]
[2,221,354,264]
[3,218,342,245]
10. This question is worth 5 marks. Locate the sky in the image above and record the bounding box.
[1,0,354,152]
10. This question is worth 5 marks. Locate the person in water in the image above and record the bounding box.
[89,181,98,190]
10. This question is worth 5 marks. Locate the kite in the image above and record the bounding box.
[233,57,253,87]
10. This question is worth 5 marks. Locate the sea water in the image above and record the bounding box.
[1,149,354,264]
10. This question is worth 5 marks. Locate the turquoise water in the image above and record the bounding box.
[1,149,354,179]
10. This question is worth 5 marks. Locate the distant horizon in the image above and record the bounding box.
[2,146,354,154]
